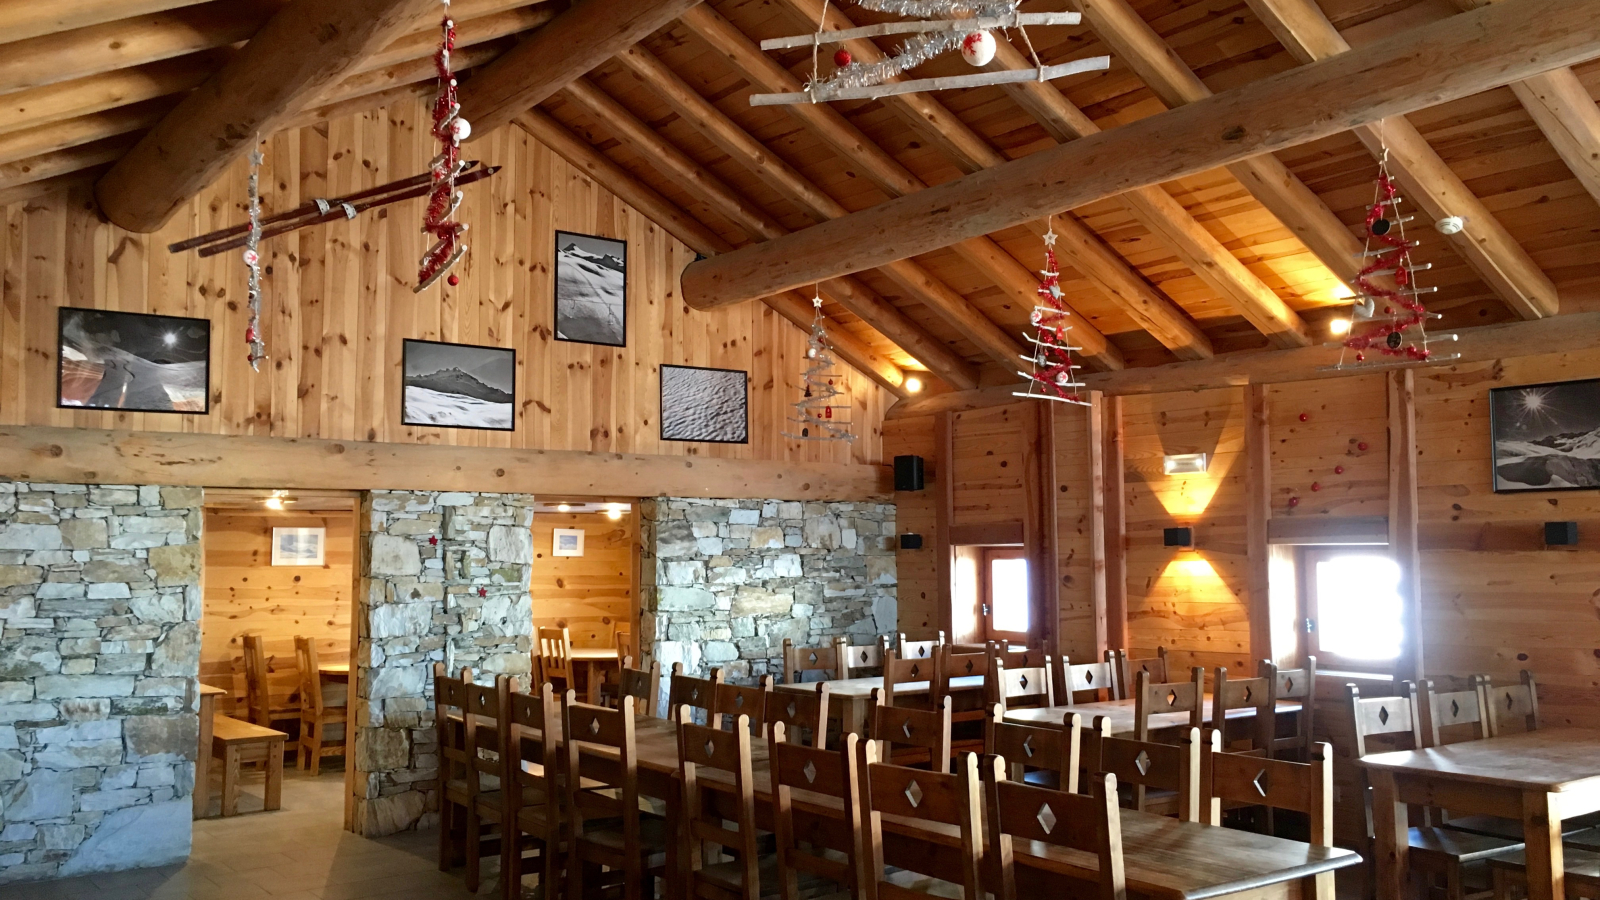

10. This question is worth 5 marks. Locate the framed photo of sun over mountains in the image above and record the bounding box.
[1489,378,1600,493]
[554,230,626,347]
[401,339,516,432]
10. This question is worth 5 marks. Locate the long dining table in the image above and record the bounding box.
[505,709,1358,898]
[1003,696,1303,737]
[772,674,987,736]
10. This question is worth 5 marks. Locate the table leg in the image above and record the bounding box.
[1521,789,1563,900]
[842,696,868,738]
[584,661,601,705]
[222,745,241,817]
[194,692,215,819]
[265,738,284,811]
[1370,770,1408,900]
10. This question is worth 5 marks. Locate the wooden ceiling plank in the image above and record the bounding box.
[0,135,136,193]
[675,0,1600,314]
[0,168,104,208]
[0,99,175,169]
[458,0,705,142]
[0,52,224,140]
[513,108,922,395]
[95,0,443,233]
[349,1,555,77]
[0,0,215,47]
[1241,0,1559,320]
[553,79,974,389]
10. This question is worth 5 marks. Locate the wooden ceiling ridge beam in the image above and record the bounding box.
[512,108,923,396]
[778,0,1234,357]
[1240,0,1557,320]
[94,0,442,233]
[458,0,704,142]
[675,3,1125,372]
[554,77,975,389]
[675,0,1600,315]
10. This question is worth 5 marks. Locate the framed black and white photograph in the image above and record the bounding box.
[271,527,326,566]
[1490,378,1600,493]
[401,338,516,431]
[660,364,748,444]
[552,528,585,558]
[554,230,626,347]
[58,307,210,413]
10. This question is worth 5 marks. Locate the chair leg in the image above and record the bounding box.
[501,823,521,900]
[541,835,560,900]
[439,798,455,871]
[465,806,482,894]
[1445,863,1465,900]
[309,724,322,778]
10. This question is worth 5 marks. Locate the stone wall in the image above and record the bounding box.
[640,498,896,705]
[0,481,202,885]
[354,491,534,837]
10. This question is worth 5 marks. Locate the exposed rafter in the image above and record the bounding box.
[676,0,1600,312]
[1240,0,1558,320]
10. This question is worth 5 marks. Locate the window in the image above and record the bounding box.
[1303,548,1403,672]
[981,547,1030,643]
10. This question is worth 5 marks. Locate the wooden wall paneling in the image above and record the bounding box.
[1388,369,1422,685]
[934,410,954,641]
[530,511,636,646]
[1055,394,1102,662]
[883,414,939,637]
[1102,394,1127,652]
[1021,400,1059,657]
[1267,377,1390,518]
[1246,383,1272,666]
[949,404,1026,526]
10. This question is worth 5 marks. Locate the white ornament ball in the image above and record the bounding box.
[1030,309,1044,325]
[961,31,996,67]
[451,116,472,142]
[242,249,259,266]
[1435,215,1466,235]
[1055,371,1072,386]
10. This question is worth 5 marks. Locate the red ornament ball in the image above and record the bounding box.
[1299,412,1309,422]
[834,49,852,67]
[447,273,460,286]
[1334,465,1345,475]
[1357,441,1369,452]
[1288,496,1300,508]
[1311,482,1322,492]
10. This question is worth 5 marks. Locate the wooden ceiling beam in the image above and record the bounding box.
[675,0,1600,312]
[0,99,174,169]
[1241,0,1558,319]
[94,0,442,233]
[513,109,924,396]
[0,53,223,140]
[676,3,1125,370]
[0,0,212,47]
[346,0,551,78]
[458,0,704,142]
[554,79,976,388]
[0,135,136,193]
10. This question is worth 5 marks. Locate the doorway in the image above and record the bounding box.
[952,541,1038,648]
[530,497,640,701]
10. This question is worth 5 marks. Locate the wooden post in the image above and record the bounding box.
[1388,370,1422,683]
[1245,384,1273,666]
[935,411,955,640]
[1022,401,1060,657]
[1102,396,1128,651]
[1086,391,1110,657]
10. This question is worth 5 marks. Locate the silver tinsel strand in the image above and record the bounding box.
[782,297,856,443]
[805,0,1019,100]
[243,143,266,370]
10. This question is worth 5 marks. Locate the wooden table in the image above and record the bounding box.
[210,714,287,817]
[319,662,350,676]
[1004,697,1303,737]
[773,674,987,735]
[194,684,226,819]
[1360,727,1600,900]
[568,647,620,704]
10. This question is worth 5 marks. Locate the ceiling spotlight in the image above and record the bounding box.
[1331,282,1355,300]
[1329,318,1351,336]
[1162,452,1208,476]
[264,490,288,510]
[904,376,924,393]
[606,505,624,521]
[557,503,570,513]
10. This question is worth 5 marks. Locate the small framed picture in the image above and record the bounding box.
[58,307,211,414]
[660,364,749,444]
[272,527,326,566]
[554,230,627,347]
[1489,378,1600,492]
[402,338,516,431]
[552,528,585,557]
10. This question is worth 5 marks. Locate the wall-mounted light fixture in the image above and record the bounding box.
[1162,452,1208,476]
[1163,527,1195,548]
[1545,521,1579,547]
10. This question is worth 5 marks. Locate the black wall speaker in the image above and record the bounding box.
[899,533,924,550]
[1163,527,1194,548]
[1545,521,1579,546]
[893,455,925,492]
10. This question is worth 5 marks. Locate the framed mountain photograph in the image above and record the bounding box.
[58,307,211,413]
[1490,378,1600,492]
[660,364,748,443]
[401,339,516,431]
[554,230,626,347]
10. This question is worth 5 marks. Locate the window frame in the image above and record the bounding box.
[979,545,1032,647]
[1300,546,1404,674]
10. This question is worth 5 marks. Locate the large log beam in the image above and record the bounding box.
[885,310,1600,417]
[94,0,439,232]
[458,0,704,142]
[678,0,1600,313]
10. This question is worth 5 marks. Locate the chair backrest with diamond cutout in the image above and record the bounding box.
[985,758,1125,900]
[668,662,722,726]
[839,635,890,679]
[1132,667,1204,743]
[765,682,831,749]
[898,631,945,663]
[870,690,952,773]
[562,693,645,884]
[1114,647,1169,699]
[1058,653,1119,705]
[1204,737,1333,846]
[501,677,560,861]
[1081,722,1204,821]
[712,676,773,735]
[1418,676,1489,747]
[882,649,937,709]
[617,657,660,717]
[781,636,847,684]
[1212,666,1275,753]
[677,707,760,900]
[1482,669,1539,737]
[1347,681,1422,758]
[993,657,1054,714]
[1259,656,1317,759]
[862,743,984,899]
[986,705,1084,792]
[771,725,866,898]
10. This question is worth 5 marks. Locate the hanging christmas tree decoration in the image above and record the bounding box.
[751,0,1108,106]
[415,0,470,293]
[783,294,856,443]
[1327,150,1458,371]
[242,139,267,371]
[1014,222,1090,407]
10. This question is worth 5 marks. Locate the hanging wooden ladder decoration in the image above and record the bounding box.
[783,295,857,443]
[1014,224,1090,407]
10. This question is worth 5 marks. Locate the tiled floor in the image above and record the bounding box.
[0,767,502,900]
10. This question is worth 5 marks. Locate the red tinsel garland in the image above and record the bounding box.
[415,4,469,292]
[1021,244,1086,404]
[1343,171,1430,361]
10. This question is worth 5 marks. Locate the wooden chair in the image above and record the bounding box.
[1204,738,1335,900]
[669,662,723,726]
[712,676,774,735]
[602,625,637,706]
[618,656,661,717]
[870,690,952,772]
[897,631,944,662]
[293,636,346,775]
[881,650,938,709]
[615,624,637,662]
[536,626,573,691]
[1347,682,1523,900]
[1483,670,1539,736]
[563,693,667,900]
[678,708,766,900]
[838,636,890,678]
[771,725,867,900]
[1057,653,1119,705]
[985,758,1126,900]
[1081,720,1205,821]
[1132,667,1204,742]
[434,665,504,893]
[781,636,847,684]
[1260,656,1317,760]
[1421,676,1490,748]
[1212,665,1275,753]
[985,705,1084,791]
[764,683,831,749]
[499,678,560,900]
[1115,646,1169,699]
[992,657,1054,714]
[241,634,299,732]
[988,641,1047,674]
[861,743,984,899]
[937,645,992,758]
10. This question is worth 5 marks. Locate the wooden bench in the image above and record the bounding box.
[210,715,287,817]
